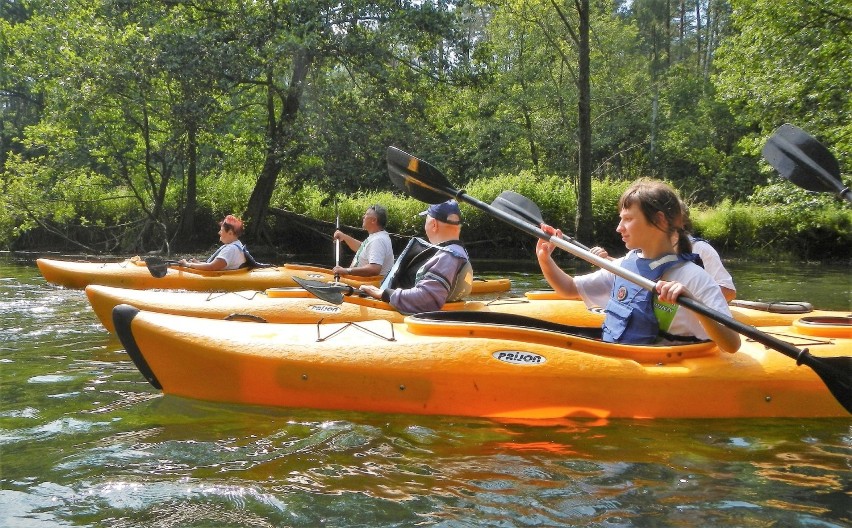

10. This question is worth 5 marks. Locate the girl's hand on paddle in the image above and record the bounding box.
[359,285,382,299]
[535,224,562,259]
[656,280,689,303]
[590,246,613,260]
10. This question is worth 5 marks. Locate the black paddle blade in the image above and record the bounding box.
[386,146,456,204]
[292,276,350,305]
[144,256,175,278]
[492,191,592,251]
[797,353,852,414]
[492,191,545,226]
[763,124,850,202]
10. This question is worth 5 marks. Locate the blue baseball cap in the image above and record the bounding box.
[419,200,462,225]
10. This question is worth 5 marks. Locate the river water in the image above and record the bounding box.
[1,254,850,527]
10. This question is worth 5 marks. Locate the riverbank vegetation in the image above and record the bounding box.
[2,0,849,261]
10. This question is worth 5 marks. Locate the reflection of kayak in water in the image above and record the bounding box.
[37,258,510,294]
[113,306,851,419]
[526,290,850,327]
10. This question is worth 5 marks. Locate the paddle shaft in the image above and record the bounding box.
[334,198,340,282]
[144,257,214,278]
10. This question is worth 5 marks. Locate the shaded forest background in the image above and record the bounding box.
[1,0,850,261]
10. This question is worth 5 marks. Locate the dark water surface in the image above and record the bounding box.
[1,255,850,527]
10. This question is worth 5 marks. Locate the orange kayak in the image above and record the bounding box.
[38,258,510,294]
[85,284,606,333]
[113,306,851,419]
[86,284,849,334]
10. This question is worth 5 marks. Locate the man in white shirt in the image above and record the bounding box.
[332,204,395,277]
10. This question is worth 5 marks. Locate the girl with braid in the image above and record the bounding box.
[536,180,740,352]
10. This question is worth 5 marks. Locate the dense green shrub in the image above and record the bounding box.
[7,169,850,261]
[198,173,255,219]
[692,199,851,260]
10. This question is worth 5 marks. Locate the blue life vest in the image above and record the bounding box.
[602,250,700,344]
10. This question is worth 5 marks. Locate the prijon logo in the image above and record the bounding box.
[493,350,546,365]
[309,305,342,314]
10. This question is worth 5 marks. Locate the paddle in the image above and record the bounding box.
[492,190,591,251]
[386,145,852,414]
[144,256,183,278]
[334,198,341,282]
[292,276,357,305]
[763,123,851,203]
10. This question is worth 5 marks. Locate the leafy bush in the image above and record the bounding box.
[198,172,255,218]
[692,199,851,260]
[7,163,850,262]
[589,179,632,250]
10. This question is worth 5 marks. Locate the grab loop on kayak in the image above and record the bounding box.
[225,313,268,323]
[794,316,852,339]
[484,297,530,306]
[729,300,814,314]
[316,319,396,343]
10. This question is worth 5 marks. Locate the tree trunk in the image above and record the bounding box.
[179,124,198,245]
[666,0,672,66]
[695,0,702,72]
[679,0,685,61]
[244,49,314,244]
[575,0,593,243]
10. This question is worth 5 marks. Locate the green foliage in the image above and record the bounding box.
[273,185,423,236]
[692,198,851,260]
[198,173,255,219]
[714,0,851,176]
[3,0,849,263]
[2,151,142,250]
[588,178,632,249]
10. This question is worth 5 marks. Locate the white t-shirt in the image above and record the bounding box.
[575,257,733,342]
[690,236,736,292]
[207,242,246,270]
[352,231,394,276]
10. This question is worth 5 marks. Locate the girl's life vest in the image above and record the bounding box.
[602,250,701,344]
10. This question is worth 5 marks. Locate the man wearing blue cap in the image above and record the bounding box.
[360,200,473,313]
